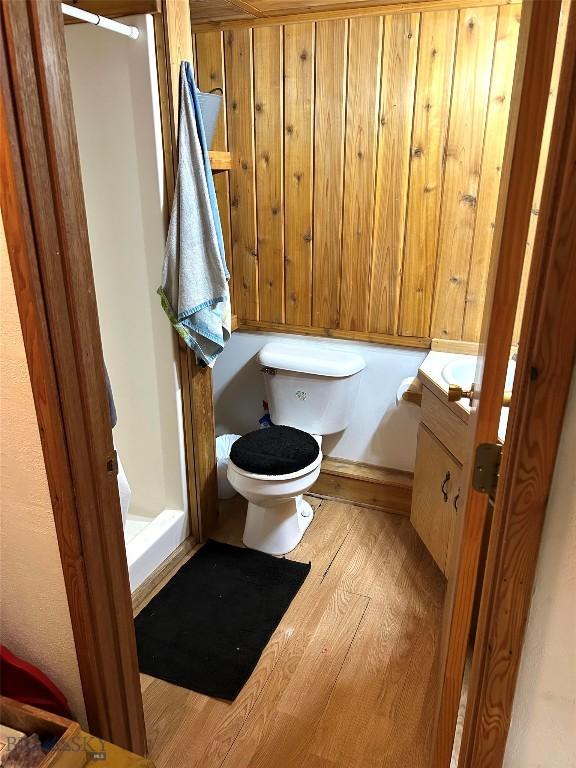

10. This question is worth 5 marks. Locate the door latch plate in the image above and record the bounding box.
[472,443,502,495]
[106,450,118,474]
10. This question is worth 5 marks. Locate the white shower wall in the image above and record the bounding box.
[65,17,188,572]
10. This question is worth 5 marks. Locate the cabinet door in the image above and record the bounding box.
[410,424,461,575]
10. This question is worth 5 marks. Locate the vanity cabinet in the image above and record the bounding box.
[410,385,465,576]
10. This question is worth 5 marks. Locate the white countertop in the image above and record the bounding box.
[418,350,510,443]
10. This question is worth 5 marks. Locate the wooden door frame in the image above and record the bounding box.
[0,0,146,754]
[0,0,219,753]
[1,0,574,763]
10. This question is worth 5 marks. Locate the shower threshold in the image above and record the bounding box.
[126,508,188,592]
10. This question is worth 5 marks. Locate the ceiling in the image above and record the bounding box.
[188,0,445,26]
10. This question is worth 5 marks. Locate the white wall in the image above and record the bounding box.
[213,331,425,472]
[504,364,576,767]
[0,219,87,726]
[65,17,186,521]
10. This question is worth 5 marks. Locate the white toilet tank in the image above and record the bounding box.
[258,341,365,435]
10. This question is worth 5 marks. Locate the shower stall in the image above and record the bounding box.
[65,15,188,591]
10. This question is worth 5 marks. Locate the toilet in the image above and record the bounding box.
[227,341,365,555]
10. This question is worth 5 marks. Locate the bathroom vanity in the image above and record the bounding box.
[410,351,512,577]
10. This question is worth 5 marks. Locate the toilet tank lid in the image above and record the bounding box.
[258,342,365,378]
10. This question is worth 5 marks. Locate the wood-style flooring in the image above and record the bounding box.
[140,496,445,768]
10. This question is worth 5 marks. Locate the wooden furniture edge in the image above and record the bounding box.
[311,457,413,516]
[132,536,198,616]
[0,696,77,730]
[417,370,471,424]
[430,338,480,355]
[192,0,518,32]
[418,374,503,448]
[430,339,518,358]
[0,696,85,767]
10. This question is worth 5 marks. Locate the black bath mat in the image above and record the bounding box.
[134,539,311,700]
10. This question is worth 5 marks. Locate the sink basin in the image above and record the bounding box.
[442,357,516,391]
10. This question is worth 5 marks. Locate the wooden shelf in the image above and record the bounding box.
[235,319,431,349]
[208,151,232,171]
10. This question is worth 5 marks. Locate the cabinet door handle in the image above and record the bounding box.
[453,492,460,511]
[441,471,451,502]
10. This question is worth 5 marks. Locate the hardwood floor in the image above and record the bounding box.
[140,496,445,767]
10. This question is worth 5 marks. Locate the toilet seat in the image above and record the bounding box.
[228,452,322,482]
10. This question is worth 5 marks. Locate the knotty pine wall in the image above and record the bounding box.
[193,2,521,347]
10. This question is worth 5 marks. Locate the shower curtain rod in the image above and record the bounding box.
[61,3,140,39]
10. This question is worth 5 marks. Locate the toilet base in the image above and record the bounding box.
[242,495,314,556]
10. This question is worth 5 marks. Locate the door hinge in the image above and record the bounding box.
[472,443,502,495]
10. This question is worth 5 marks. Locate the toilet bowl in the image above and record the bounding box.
[227,340,365,556]
[227,448,322,555]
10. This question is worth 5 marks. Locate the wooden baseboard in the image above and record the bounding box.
[311,457,413,515]
[132,536,199,617]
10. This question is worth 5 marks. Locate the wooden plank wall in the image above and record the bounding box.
[193,2,521,347]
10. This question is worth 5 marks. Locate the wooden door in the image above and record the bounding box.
[432,1,564,765]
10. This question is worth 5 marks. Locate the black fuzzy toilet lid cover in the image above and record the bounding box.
[230,425,320,476]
